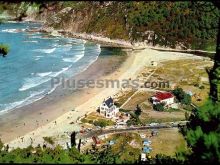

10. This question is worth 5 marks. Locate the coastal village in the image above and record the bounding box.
[0,1,219,164]
[3,47,213,161]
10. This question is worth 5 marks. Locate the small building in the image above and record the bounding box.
[151,92,175,107]
[99,97,119,119]
[141,153,147,161]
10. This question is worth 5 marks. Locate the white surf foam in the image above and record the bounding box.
[23,40,38,43]
[63,53,84,63]
[36,72,52,77]
[50,66,72,77]
[19,76,51,91]
[33,48,56,54]
[1,29,18,33]
[0,90,46,115]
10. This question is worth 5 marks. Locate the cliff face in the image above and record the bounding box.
[43,2,130,41]
[0,1,218,50]
[2,2,130,41]
[45,7,95,33]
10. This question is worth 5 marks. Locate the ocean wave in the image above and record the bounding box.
[26,32,40,36]
[82,40,87,44]
[63,53,84,63]
[63,44,73,47]
[19,76,51,91]
[35,58,40,61]
[0,90,46,114]
[50,66,71,77]
[36,72,52,77]
[29,35,42,38]
[23,40,38,43]
[33,48,56,54]
[1,29,19,33]
[34,55,43,61]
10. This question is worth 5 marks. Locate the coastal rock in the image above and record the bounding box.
[51,30,61,36]
[59,7,72,14]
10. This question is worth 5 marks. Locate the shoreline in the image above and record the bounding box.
[0,49,129,143]
[5,20,215,54]
[0,21,213,149]
[3,47,208,150]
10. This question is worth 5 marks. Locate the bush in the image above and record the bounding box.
[0,44,10,57]
[134,104,142,116]
[93,119,114,128]
[172,87,192,105]
[43,137,55,145]
[153,103,165,111]
[199,85,205,89]
[127,113,142,126]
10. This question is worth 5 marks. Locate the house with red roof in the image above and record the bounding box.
[151,92,174,107]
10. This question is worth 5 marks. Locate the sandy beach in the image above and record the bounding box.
[1,46,206,149]
[0,48,129,142]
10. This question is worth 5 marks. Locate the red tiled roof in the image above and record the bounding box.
[155,92,174,101]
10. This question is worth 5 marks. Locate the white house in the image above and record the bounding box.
[151,92,174,107]
[99,97,119,119]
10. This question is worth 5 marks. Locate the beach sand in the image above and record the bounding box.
[0,50,129,143]
[1,47,205,149]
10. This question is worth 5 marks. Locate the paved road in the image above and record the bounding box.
[77,121,188,139]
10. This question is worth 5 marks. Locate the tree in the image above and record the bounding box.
[191,1,220,102]
[153,103,165,111]
[43,137,54,146]
[70,132,76,147]
[0,44,9,57]
[93,119,110,128]
[172,87,191,105]
[181,93,192,105]
[183,100,220,163]
[134,104,142,116]
[0,139,3,151]
[181,3,220,163]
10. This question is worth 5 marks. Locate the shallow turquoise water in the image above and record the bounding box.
[0,22,100,113]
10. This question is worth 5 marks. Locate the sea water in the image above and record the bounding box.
[0,22,100,114]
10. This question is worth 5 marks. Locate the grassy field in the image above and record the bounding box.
[149,59,213,106]
[102,132,142,162]
[114,89,137,107]
[121,90,186,124]
[96,129,186,159]
[80,112,115,127]
[150,128,187,156]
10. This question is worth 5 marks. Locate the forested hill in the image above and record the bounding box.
[0,1,219,50]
